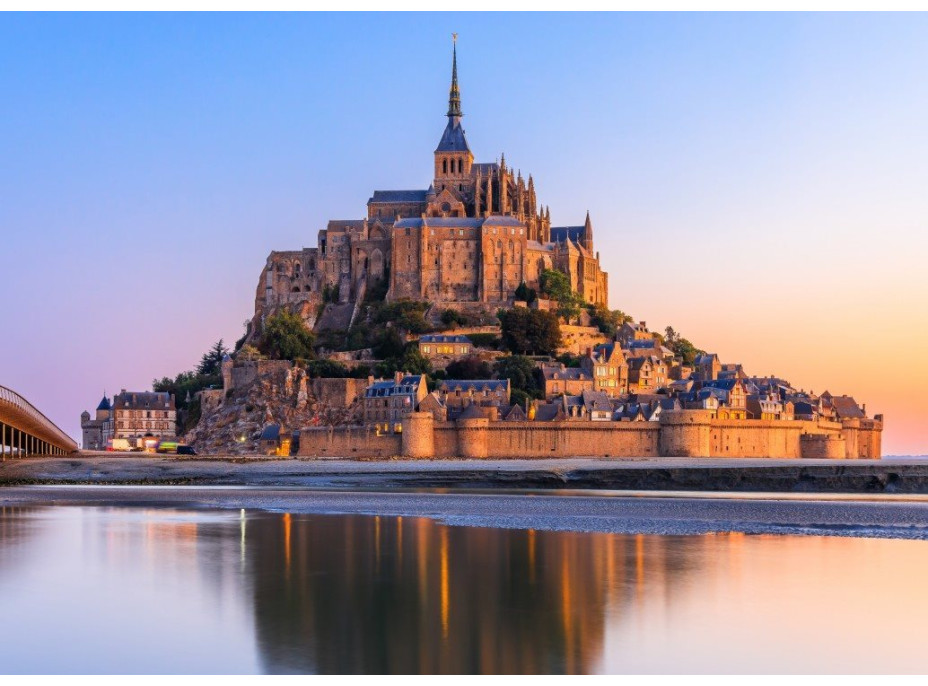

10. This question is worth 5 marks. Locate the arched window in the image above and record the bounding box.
[443,159,448,174]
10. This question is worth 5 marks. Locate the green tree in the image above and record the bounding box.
[373,327,406,359]
[374,345,433,378]
[374,299,432,334]
[305,359,350,378]
[588,305,631,338]
[440,308,470,329]
[539,269,583,321]
[196,339,229,376]
[258,310,316,361]
[494,355,543,399]
[515,281,536,304]
[659,326,704,366]
[445,356,493,380]
[499,307,562,355]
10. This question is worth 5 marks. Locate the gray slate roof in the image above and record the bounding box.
[471,162,499,175]
[420,334,472,344]
[369,190,428,204]
[393,216,524,230]
[542,367,593,382]
[259,424,281,441]
[114,391,174,411]
[439,379,509,393]
[550,226,586,244]
[365,376,424,398]
[435,117,471,153]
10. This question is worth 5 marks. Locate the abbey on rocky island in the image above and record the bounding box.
[254,39,608,329]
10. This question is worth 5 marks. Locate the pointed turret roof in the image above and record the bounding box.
[436,35,471,154]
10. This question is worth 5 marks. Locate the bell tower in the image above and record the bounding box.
[434,34,474,192]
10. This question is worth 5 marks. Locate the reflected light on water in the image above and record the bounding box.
[1,506,928,673]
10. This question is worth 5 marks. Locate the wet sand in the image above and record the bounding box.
[3,484,928,540]
[2,455,928,493]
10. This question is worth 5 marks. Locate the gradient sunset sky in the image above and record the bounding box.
[2,13,926,454]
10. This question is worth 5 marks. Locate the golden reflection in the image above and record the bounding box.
[528,528,536,584]
[440,526,449,639]
[283,512,291,573]
[241,513,928,675]
[561,552,574,674]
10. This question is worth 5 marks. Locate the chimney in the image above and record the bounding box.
[367,375,374,386]
[394,371,403,385]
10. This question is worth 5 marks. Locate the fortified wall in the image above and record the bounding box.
[297,410,883,460]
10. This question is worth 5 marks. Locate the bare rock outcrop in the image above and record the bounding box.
[186,361,364,455]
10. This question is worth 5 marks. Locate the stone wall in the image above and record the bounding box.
[298,425,401,458]
[558,324,611,355]
[230,360,293,392]
[310,378,368,409]
[295,410,882,460]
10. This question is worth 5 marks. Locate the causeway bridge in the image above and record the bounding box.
[1,385,77,457]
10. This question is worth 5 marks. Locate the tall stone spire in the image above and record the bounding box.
[435,34,470,155]
[583,210,593,251]
[448,33,462,118]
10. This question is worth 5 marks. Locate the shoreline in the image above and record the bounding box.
[4,483,928,541]
[2,454,928,493]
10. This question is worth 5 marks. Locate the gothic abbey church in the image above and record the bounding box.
[254,42,608,329]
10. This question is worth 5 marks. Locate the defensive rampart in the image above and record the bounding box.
[296,410,882,459]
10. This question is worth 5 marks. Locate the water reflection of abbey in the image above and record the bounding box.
[0,506,713,674]
[245,513,705,674]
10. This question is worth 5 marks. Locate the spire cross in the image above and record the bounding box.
[448,34,462,118]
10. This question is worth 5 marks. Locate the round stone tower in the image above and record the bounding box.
[402,412,435,459]
[658,410,712,457]
[456,417,489,459]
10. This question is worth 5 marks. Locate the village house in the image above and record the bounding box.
[821,392,867,420]
[436,379,510,419]
[627,356,668,393]
[363,372,429,433]
[624,338,675,362]
[417,392,448,421]
[701,378,748,419]
[417,334,473,368]
[693,353,721,382]
[682,388,722,415]
[746,392,782,421]
[617,321,652,347]
[541,364,594,398]
[579,343,629,396]
[112,390,177,444]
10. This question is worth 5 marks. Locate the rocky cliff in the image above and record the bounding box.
[185,361,364,455]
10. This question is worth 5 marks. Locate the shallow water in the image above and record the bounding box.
[1,503,926,673]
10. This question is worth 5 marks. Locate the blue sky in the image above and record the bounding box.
[2,13,927,452]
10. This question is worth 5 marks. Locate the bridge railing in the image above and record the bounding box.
[0,384,77,452]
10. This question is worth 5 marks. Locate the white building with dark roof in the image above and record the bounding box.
[112,390,176,441]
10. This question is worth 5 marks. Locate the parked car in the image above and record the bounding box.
[176,445,197,455]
